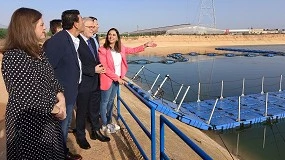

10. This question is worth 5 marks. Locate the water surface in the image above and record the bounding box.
[126,45,285,160]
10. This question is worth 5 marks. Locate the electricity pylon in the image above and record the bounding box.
[198,0,216,28]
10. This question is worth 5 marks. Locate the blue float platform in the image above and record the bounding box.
[126,83,285,130]
[215,47,285,56]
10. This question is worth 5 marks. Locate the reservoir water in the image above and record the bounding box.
[126,45,285,160]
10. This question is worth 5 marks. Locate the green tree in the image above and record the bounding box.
[0,28,7,39]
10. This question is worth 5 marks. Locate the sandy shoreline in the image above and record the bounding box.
[1,34,285,56]
[119,34,285,56]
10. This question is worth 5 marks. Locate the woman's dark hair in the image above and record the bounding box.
[61,10,80,30]
[3,7,42,57]
[103,28,121,52]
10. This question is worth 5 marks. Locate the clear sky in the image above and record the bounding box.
[0,0,285,32]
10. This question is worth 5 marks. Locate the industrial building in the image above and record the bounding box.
[128,24,225,35]
[128,23,285,36]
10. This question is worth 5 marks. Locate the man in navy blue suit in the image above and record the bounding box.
[75,17,110,150]
[44,10,84,160]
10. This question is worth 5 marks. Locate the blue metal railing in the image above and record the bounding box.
[117,85,156,160]
[116,84,213,159]
[160,115,212,160]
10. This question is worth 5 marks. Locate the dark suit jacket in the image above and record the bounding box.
[77,35,100,93]
[43,30,80,105]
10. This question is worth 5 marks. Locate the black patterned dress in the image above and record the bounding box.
[1,49,65,160]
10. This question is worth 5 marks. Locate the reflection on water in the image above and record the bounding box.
[205,120,285,160]
[126,45,285,160]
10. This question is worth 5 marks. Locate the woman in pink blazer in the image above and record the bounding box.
[98,28,156,133]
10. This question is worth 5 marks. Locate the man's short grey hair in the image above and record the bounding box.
[82,17,94,23]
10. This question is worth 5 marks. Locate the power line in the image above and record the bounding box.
[198,0,216,28]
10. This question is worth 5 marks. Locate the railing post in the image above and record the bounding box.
[220,80,224,99]
[197,83,201,102]
[160,116,165,159]
[132,65,145,80]
[176,86,190,112]
[117,86,120,120]
[237,96,241,122]
[241,78,245,96]
[279,75,283,92]
[264,92,268,116]
[261,76,264,94]
[173,84,184,103]
[151,106,156,160]
[206,98,219,124]
[148,74,160,93]
[153,75,169,98]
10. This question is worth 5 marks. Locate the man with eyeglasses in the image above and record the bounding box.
[75,17,110,150]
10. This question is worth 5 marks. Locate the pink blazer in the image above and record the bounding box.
[98,44,145,90]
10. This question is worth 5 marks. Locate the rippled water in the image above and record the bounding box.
[126,45,285,160]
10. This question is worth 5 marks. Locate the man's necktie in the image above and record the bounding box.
[87,39,96,60]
